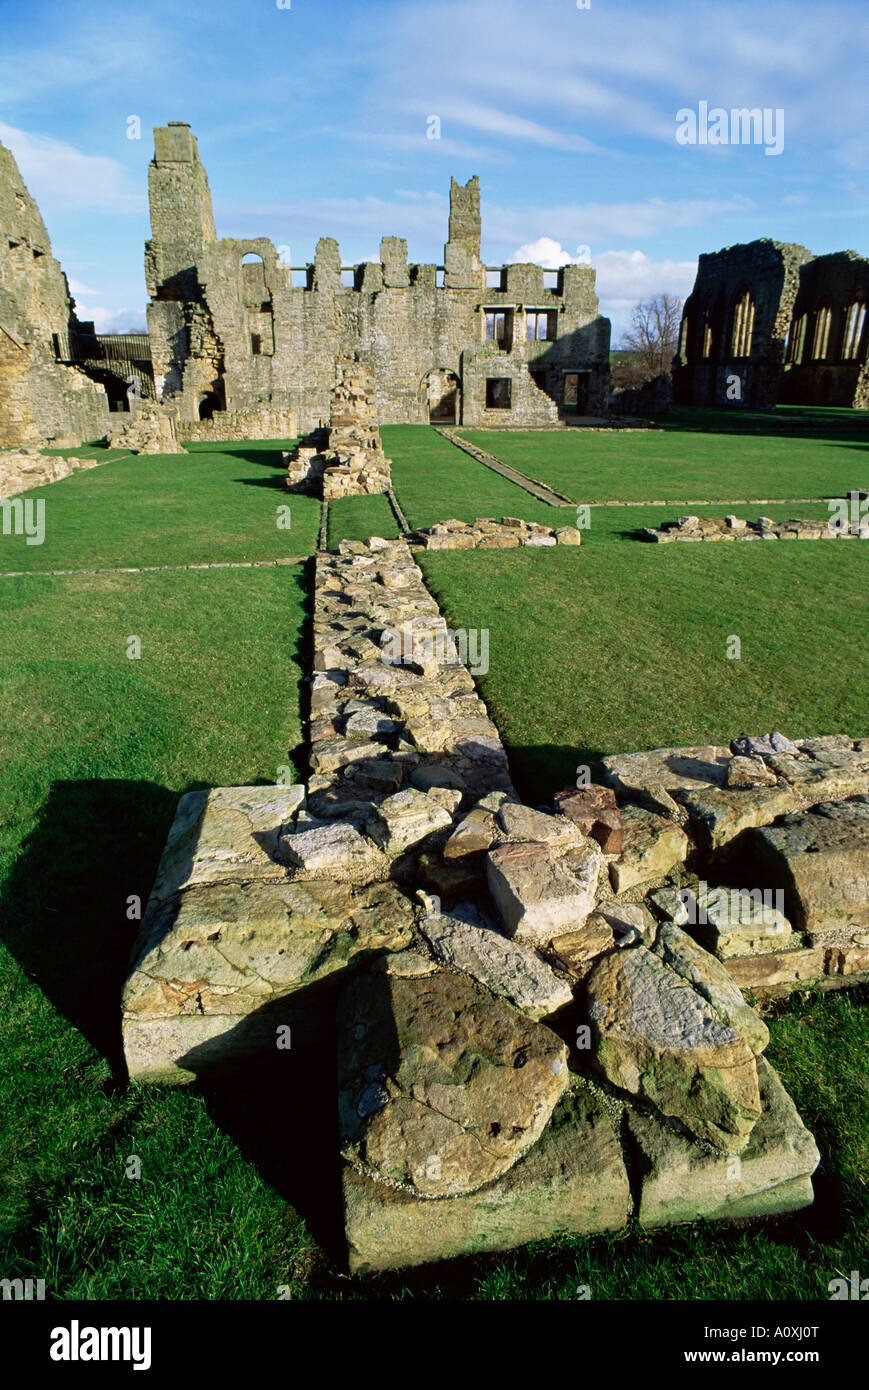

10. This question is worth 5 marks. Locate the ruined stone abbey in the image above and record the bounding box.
[144,123,611,434]
[1,122,868,451]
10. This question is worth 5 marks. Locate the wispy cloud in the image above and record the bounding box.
[0,124,144,214]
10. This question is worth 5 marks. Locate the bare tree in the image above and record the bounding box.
[618,294,684,381]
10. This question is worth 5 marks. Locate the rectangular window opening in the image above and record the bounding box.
[486,377,512,410]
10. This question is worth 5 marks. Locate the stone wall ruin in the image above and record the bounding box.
[145,124,611,435]
[0,142,111,448]
[674,238,869,410]
[122,527,869,1274]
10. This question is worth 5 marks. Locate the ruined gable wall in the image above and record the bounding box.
[674,239,813,409]
[779,251,869,407]
[0,143,109,446]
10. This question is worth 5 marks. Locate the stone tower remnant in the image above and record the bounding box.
[285,356,392,498]
[0,141,110,448]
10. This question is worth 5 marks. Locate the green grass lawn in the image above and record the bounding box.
[0,563,313,1297]
[327,494,400,546]
[384,425,560,530]
[461,406,869,504]
[419,529,869,804]
[3,440,319,572]
[1,425,867,1300]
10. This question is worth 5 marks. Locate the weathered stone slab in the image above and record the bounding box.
[123,878,414,1082]
[548,917,618,980]
[599,745,731,799]
[747,798,869,932]
[652,922,769,1055]
[279,821,388,883]
[765,755,868,811]
[487,841,595,945]
[365,788,453,855]
[626,1057,819,1228]
[338,969,568,1198]
[443,806,498,859]
[342,1080,629,1273]
[420,912,574,1020]
[691,883,794,957]
[586,945,761,1151]
[146,784,305,903]
[678,784,795,852]
[497,801,584,850]
[609,806,688,893]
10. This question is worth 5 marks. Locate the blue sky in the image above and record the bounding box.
[1,0,866,339]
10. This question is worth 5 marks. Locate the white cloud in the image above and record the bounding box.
[0,124,144,214]
[70,300,147,334]
[593,250,698,310]
[508,238,584,268]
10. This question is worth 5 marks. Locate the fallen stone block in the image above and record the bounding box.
[586,945,761,1151]
[420,911,574,1020]
[678,784,795,852]
[626,1057,819,1228]
[599,745,731,799]
[338,968,568,1198]
[652,922,769,1055]
[609,806,688,893]
[342,1079,630,1273]
[365,788,453,855]
[487,841,596,945]
[279,821,388,883]
[746,798,869,932]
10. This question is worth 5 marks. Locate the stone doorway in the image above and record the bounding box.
[562,370,591,414]
[422,368,461,424]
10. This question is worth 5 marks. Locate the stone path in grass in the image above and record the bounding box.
[435,427,576,507]
[0,557,306,579]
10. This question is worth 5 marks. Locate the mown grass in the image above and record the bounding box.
[419,528,868,804]
[327,494,399,546]
[384,425,559,530]
[0,564,313,1298]
[4,440,319,572]
[461,405,869,504]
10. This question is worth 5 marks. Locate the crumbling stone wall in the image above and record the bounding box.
[145,125,611,434]
[176,405,297,443]
[778,251,869,408]
[673,239,812,410]
[674,238,869,410]
[0,142,110,448]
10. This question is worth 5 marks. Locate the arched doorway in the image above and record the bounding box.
[198,392,221,420]
[422,368,461,424]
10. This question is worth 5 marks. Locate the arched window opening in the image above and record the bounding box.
[812,300,832,360]
[730,289,755,358]
[842,299,867,360]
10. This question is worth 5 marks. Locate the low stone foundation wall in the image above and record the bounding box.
[641,510,867,542]
[411,517,582,549]
[0,448,100,500]
[119,535,869,1273]
[176,406,298,443]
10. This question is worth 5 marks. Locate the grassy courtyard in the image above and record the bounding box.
[461,404,869,504]
[0,413,867,1299]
